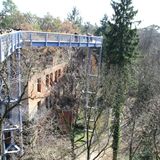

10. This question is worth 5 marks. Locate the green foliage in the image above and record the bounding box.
[0,0,99,34]
[111,69,127,160]
[2,0,17,15]
[105,0,139,66]
[133,134,154,160]
[24,12,61,32]
[95,14,109,61]
[23,12,39,25]
[103,1,139,160]
[39,12,55,31]
[95,14,108,36]
[81,21,98,35]
[67,7,82,29]
[0,0,18,28]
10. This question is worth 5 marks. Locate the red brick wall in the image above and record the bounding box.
[26,63,67,120]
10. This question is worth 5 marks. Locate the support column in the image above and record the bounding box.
[16,48,23,156]
[7,56,11,99]
[85,48,92,109]
[85,47,92,160]
[98,47,102,83]
[1,56,11,160]
[84,47,102,159]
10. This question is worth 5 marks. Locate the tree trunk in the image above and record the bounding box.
[112,68,125,160]
[112,101,121,160]
[129,120,135,160]
[70,127,76,160]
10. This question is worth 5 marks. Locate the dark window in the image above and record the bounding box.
[37,78,41,92]
[58,69,61,77]
[46,74,49,87]
[45,97,49,109]
[49,95,52,107]
[50,73,53,86]
[55,71,58,82]
[37,101,41,110]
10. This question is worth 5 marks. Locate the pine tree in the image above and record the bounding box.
[67,7,82,29]
[104,0,139,160]
[95,15,109,61]
[96,14,108,36]
[106,0,138,67]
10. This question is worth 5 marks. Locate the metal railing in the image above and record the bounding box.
[21,31,103,44]
[0,31,103,62]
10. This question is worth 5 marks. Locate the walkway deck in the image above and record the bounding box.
[0,31,103,62]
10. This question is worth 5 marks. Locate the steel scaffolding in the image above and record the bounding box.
[0,31,103,159]
[84,47,102,138]
[1,48,23,160]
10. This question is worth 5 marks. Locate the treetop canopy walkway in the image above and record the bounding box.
[0,31,103,62]
[0,31,102,158]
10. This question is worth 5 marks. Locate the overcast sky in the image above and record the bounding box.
[1,0,160,28]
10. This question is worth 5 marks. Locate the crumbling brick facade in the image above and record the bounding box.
[22,47,69,120]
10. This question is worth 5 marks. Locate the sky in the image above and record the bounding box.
[1,0,160,28]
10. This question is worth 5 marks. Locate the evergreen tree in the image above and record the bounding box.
[95,14,108,36]
[81,21,97,34]
[95,14,109,61]
[105,0,138,66]
[104,0,139,160]
[67,7,82,29]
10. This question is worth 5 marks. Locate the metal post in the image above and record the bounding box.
[15,33,17,49]
[1,53,11,160]
[4,56,11,160]
[17,32,20,48]
[58,34,60,46]
[0,38,2,62]
[93,47,102,142]
[1,126,6,160]
[83,47,102,158]
[7,56,11,98]
[97,46,102,93]
[0,79,2,97]
[16,48,23,156]
[29,33,32,46]
[78,36,81,47]
[11,34,14,53]
[45,33,48,46]
[85,47,93,160]
[85,48,92,109]
[16,48,21,96]
[69,35,72,47]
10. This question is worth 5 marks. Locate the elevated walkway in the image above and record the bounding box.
[0,31,103,62]
[0,31,102,159]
